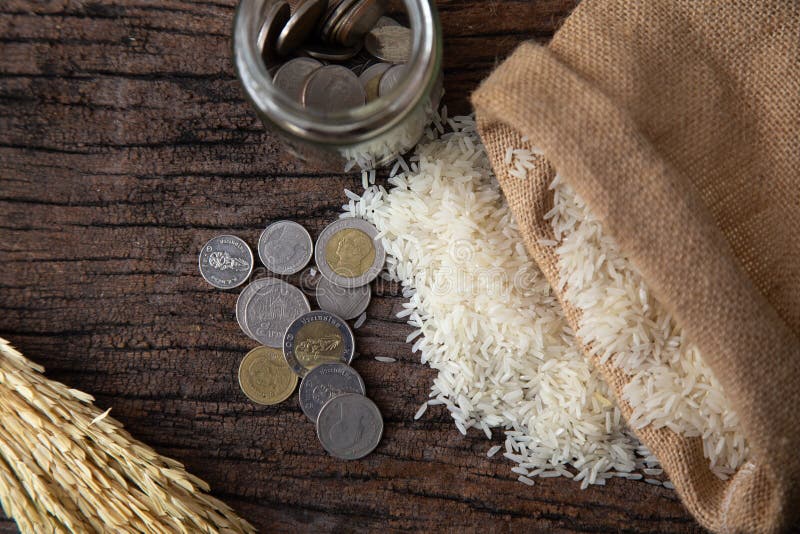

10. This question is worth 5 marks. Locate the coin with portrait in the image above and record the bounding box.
[315,218,384,288]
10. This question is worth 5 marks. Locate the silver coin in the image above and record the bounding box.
[302,65,365,112]
[257,1,291,64]
[199,235,253,290]
[302,42,362,61]
[316,276,371,320]
[364,25,411,64]
[273,58,323,103]
[299,362,366,422]
[334,0,385,47]
[275,0,327,56]
[258,220,314,275]
[378,64,406,97]
[374,16,401,28]
[283,310,355,377]
[243,278,311,347]
[315,218,385,288]
[236,277,283,339]
[358,62,392,102]
[316,393,383,460]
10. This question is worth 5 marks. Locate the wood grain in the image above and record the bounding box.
[0,1,703,532]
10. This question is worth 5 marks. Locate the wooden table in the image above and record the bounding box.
[0,1,702,531]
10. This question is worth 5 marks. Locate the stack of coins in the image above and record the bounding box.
[259,0,413,112]
[199,215,387,459]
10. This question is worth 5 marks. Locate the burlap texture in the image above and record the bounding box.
[472,1,800,532]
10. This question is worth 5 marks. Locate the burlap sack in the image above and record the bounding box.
[472,1,800,532]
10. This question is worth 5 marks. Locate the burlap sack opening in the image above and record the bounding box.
[472,1,800,532]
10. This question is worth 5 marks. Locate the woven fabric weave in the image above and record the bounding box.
[472,1,800,532]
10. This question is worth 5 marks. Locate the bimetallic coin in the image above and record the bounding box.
[273,58,323,103]
[283,310,355,377]
[358,62,391,102]
[364,25,411,64]
[199,235,253,289]
[302,65,365,112]
[258,220,314,275]
[299,362,365,421]
[243,278,311,347]
[315,218,385,288]
[275,0,327,56]
[257,1,291,64]
[238,346,298,405]
[316,276,371,320]
[335,0,385,47]
[316,393,383,460]
[301,42,362,61]
[378,64,405,97]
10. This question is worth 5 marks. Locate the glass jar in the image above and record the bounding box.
[233,0,442,171]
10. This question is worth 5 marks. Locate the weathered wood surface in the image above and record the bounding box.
[0,1,703,532]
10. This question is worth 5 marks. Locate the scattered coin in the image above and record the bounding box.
[335,0,385,47]
[358,62,391,101]
[298,362,366,421]
[316,276,371,320]
[315,218,385,288]
[283,310,355,377]
[258,1,291,64]
[378,64,406,96]
[364,25,411,64]
[275,0,327,56]
[199,235,254,289]
[272,58,323,103]
[243,277,311,347]
[238,346,298,405]
[258,220,314,275]
[316,393,383,459]
[302,65,366,112]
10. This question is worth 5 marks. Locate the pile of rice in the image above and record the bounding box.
[342,115,652,487]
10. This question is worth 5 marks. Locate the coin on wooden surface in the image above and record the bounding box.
[364,25,411,64]
[257,1,291,64]
[283,310,355,377]
[275,0,327,56]
[238,346,298,405]
[378,63,405,96]
[316,276,371,320]
[316,393,383,460]
[258,220,314,275]
[199,235,253,290]
[315,218,384,288]
[299,362,366,421]
[272,58,323,103]
[302,65,366,112]
[335,0,385,47]
[243,277,311,347]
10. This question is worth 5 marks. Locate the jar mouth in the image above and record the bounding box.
[233,0,441,145]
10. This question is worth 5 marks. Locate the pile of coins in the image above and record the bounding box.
[199,218,387,459]
[259,0,413,112]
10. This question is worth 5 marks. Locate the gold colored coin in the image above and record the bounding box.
[238,346,297,405]
[293,320,345,369]
[324,228,376,278]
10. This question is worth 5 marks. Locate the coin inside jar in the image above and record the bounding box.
[275,0,327,56]
[302,65,366,112]
[315,218,385,288]
[358,62,391,102]
[316,393,383,460]
[238,346,298,405]
[301,42,362,62]
[258,1,291,64]
[283,310,355,377]
[364,25,412,64]
[272,58,323,103]
[378,64,406,97]
[258,220,314,275]
[334,0,385,47]
[316,276,371,320]
[199,235,254,289]
[298,362,366,421]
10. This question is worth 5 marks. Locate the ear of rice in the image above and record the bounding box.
[0,338,255,533]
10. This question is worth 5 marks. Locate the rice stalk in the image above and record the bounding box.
[0,338,255,534]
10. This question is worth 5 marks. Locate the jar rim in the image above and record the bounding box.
[233,0,441,146]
